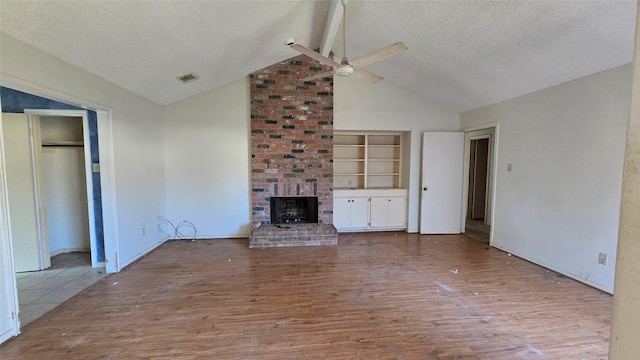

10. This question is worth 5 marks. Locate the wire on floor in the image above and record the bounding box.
[157,215,197,241]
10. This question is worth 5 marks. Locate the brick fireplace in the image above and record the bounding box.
[249,54,337,247]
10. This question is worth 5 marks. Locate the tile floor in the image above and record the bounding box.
[15,252,108,326]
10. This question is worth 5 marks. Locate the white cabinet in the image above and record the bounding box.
[334,189,407,232]
[386,196,407,228]
[334,196,369,230]
[370,196,406,229]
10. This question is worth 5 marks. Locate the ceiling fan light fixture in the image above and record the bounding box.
[289,0,406,83]
[335,65,354,77]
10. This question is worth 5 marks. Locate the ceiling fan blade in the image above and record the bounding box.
[301,71,334,82]
[350,41,408,68]
[290,44,339,67]
[352,68,383,83]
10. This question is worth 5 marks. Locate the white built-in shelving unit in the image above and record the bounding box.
[333,132,402,189]
[333,131,407,232]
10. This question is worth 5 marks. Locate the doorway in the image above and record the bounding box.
[465,131,493,243]
[1,86,117,341]
[2,110,105,327]
[39,115,93,263]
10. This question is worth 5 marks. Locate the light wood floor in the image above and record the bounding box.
[0,233,612,359]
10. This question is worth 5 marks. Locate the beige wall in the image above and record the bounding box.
[163,78,251,238]
[460,65,632,293]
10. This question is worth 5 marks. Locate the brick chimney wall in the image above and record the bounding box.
[250,54,334,225]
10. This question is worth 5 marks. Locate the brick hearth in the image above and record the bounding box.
[250,224,337,248]
[249,54,337,247]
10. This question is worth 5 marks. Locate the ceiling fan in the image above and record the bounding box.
[289,0,407,83]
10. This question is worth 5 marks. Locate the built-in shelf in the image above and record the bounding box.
[41,141,84,147]
[334,131,402,189]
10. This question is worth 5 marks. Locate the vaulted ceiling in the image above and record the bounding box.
[1,0,637,112]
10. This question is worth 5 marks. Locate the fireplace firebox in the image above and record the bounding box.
[270,197,318,224]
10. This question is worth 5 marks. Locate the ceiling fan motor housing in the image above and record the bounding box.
[335,65,354,76]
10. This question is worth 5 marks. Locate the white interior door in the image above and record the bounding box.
[0,216,19,342]
[2,113,41,271]
[0,114,20,342]
[420,132,465,234]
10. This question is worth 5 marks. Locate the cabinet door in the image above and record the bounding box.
[350,197,370,229]
[333,197,351,230]
[369,197,388,228]
[387,196,407,228]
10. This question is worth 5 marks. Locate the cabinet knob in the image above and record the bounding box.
[423,186,428,191]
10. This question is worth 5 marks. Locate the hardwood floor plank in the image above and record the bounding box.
[0,233,612,359]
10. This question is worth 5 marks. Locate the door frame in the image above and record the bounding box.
[25,109,101,268]
[0,77,118,341]
[461,123,499,245]
[467,135,491,222]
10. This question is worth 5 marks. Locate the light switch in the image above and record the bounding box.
[92,163,100,173]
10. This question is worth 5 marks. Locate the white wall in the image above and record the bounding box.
[333,77,460,232]
[163,78,251,238]
[461,65,632,293]
[1,32,166,271]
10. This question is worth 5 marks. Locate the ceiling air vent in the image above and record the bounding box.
[177,73,199,84]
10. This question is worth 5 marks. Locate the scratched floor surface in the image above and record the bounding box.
[0,233,612,359]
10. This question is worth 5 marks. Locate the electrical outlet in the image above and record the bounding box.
[141,227,146,236]
[598,252,608,265]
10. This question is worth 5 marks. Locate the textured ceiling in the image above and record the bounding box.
[0,0,637,112]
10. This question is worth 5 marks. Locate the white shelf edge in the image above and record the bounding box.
[41,140,84,146]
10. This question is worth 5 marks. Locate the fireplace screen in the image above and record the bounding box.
[270,196,318,224]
